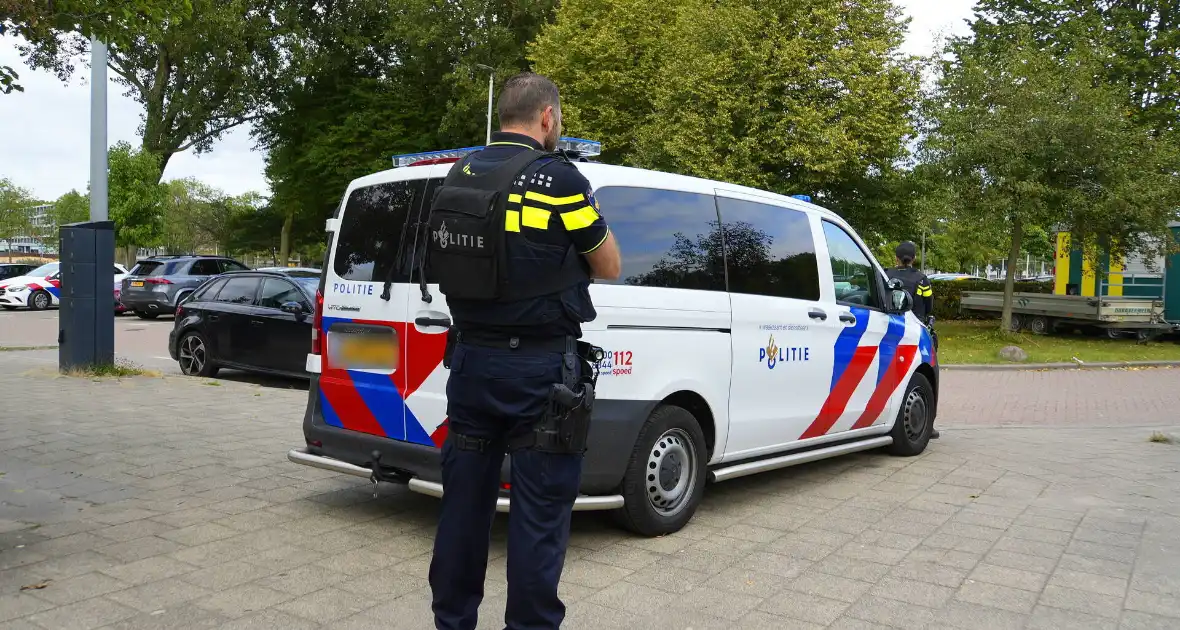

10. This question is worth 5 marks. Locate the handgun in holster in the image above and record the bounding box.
[521,338,604,454]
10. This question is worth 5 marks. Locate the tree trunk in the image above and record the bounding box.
[1000,220,1023,333]
[279,211,293,268]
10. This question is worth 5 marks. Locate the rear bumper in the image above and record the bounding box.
[119,292,176,313]
[287,447,624,512]
[297,373,651,503]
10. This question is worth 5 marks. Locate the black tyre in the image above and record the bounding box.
[135,310,159,320]
[177,331,218,377]
[1007,314,1023,332]
[28,290,51,311]
[1029,316,1051,335]
[887,373,934,457]
[614,404,708,537]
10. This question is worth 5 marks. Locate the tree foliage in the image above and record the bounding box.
[969,0,1180,137]
[921,26,1180,329]
[107,140,165,252]
[531,0,920,240]
[255,0,560,260]
[53,189,91,226]
[0,177,35,259]
[9,0,278,179]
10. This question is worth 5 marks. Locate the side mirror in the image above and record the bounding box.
[887,278,912,312]
[280,301,306,317]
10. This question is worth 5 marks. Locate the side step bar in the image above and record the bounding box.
[708,436,894,483]
[287,447,625,512]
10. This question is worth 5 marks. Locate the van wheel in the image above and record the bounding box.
[614,404,707,537]
[888,373,933,457]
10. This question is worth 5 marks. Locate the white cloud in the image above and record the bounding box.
[0,0,977,202]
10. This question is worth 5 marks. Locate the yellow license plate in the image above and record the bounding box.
[130,281,144,287]
[330,334,399,369]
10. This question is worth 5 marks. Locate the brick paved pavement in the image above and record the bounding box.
[1,349,1179,629]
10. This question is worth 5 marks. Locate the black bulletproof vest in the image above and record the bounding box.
[424,148,591,332]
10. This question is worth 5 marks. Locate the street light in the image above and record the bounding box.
[475,64,494,145]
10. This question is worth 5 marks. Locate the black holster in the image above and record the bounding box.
[510,337,603,455]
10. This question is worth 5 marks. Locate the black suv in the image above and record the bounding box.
[119,255,251,319]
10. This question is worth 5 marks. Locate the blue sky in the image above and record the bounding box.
[0,0,976,202]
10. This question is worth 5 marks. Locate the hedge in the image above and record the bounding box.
[930,279,1053,320]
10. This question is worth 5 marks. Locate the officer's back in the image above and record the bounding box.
[886,241,933,321]
[424,71,621,630]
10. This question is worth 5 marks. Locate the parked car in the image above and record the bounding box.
[0,262,129,311]
[168,268,318,378]
[0,263,37,282]
[119,255,251,319]
[114,279,129,315]
[928,273,987,282]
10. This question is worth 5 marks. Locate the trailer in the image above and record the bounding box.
[958,224,1180,340]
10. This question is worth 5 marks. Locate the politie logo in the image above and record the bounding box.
[433,221,485,250]
[759,334,810,370]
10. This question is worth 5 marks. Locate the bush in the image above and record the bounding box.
[931,279,1053,320]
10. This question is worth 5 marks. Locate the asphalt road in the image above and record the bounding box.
[0,309,182,374]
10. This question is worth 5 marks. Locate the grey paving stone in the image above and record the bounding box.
[24,596,138,630]
[1125,590,1180,618]
[968,562,1049,592]
[274,586,378,623]
[984,549,1060,574]
[956,579,1039,613]
[0,593,53,623]
[931,600,1030,630]
[1048,568,1129,597]
[844,594,938,628]
[25,570,129,605]
[1120,610,1180,630]
[625,563,711,595]
[104,576,213,612]
[786,569,874,603]
[757,590,850,625]
[1026,605,1118,630]
[1039,585,1124,619]
[870,574,957,608]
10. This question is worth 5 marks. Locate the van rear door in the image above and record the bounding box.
[317,174,430,442]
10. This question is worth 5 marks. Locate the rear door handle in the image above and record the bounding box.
[808,309,827,321]
[208,314,220,322]
[415,316,451,328]
[251,319,264,326]
[839,313,857,324]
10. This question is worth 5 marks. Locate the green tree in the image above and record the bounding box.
[53,189,91,227]
[531,0,920,238]
[2,0,193,95]
[108,141,166,263]
[969,0,1180,137]
[921,27,1180,330]
[255,0,559,263]
[10,0,278,179]
[0,177,34,261]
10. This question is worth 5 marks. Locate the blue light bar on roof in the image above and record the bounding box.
[390,137,602,167]
[791,194,812,202]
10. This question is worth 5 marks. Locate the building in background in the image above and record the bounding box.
[0,204,56,257]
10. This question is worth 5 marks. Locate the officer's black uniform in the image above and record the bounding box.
[885,242,933,322]
[426,131,610,630]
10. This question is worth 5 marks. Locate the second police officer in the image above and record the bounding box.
[422,72,622,630]
[885,240,938,439]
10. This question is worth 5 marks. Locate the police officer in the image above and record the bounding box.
[424,72,622,630]
[885,240,938,439]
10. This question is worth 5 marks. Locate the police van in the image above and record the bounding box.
[288,138,939,536]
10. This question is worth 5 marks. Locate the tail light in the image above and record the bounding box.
[311,289,324,354]
[144,277,172,285]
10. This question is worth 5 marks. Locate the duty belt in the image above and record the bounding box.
[453,330,571,353]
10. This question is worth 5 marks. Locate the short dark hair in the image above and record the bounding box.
[497,72,560,128]
[895,241,917,265]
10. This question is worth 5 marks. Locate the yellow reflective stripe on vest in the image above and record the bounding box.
[521,206,551,229]
[505,210,521,232]
[508,193,522,204]
[524,191,585,206]
[560,206,600,230]
[916,285,932,297]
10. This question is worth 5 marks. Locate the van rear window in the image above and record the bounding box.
[333,180,425,282]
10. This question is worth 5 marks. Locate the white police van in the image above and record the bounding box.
[288,138,939,536]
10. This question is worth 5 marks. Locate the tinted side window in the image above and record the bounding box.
[219,260,249,273]
[715,197,820,301]
[213,277,260,305]
[589,186,725,291]
[822,221,882,309]
[334,180,425,282]
[189,260,220,276]
[258,278,305,309]
[193,278,227,301]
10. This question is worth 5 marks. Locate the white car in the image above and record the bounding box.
[287,139,940,536]
[0,262,129,311]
